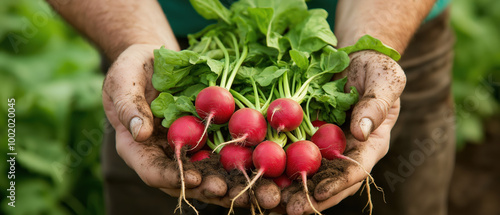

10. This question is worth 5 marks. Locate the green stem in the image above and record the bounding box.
[257,87,267,103]
[291,71,297,96]
[301,121,314,137]
[292,70,330,102]
[214,36,230,88]
[295,126,303,140]
[229,32,240,61]
[216,130,225,145]
[234,98,245,109]
[250,78,261,112]
[225,45,248,90]
[278,133,288,148]
[207,138,218,153]
[304,96,317,134]
[260,83,275,115]
[266,123,273,140]
[200,37,212,55]
[278,76,285,98]
[285,131,299,143]
[283,70,292,98]
[230,89,256,109]
[273,85,281,99]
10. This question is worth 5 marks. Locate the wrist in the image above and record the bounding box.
[106,38,180,62]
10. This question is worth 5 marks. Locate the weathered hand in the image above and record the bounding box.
[102,44,230,207]
[102,44,281,211]
[282,50,406,214]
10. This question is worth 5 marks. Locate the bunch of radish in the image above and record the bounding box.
[150,0,386,214]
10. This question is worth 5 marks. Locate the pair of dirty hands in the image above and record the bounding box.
[103,44,406,214]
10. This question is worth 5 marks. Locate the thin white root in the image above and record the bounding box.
[362,178,373,215]
[340,155,385,215]
[240,167,263,214]
[301,172,322,215]
[213,134,248,153]
[191,113,214,152]
[174,148,199,215]
[228,170,263,215]
[341,155,385,201]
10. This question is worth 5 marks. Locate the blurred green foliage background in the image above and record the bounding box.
[0,0,499,214]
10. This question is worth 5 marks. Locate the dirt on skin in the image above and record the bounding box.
[280,157,351,207]
[312,158,351,196]
[254,178,281,209]
[192,154,228,178]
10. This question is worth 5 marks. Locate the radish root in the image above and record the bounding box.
[338,154,385,215]
[212,134,248,153]
[192,112,214,152]
[301,172,322,215]
[228,170,264,215]
[174,146,199,215]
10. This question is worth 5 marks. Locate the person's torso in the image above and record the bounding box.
[159,0,450,37]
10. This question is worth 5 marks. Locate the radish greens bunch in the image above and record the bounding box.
[150,0,391,214]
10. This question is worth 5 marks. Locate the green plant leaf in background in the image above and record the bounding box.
[0,0,105,214]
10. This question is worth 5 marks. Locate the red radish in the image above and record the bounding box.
[311,123,383,214]
[273,174,292,190]
[311,119,327,128]
[167,115,207,214]
[196,86,235,123]
[216,108,266,150]
[229,141,286,213]
[310,124,346,160]
[190,150,212,162]
[219,144,253,180]
[286,140,322,215]
[267,98,303,132]
[195,86,235,146]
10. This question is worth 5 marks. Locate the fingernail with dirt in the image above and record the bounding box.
[360,118,373,140]
[130,117,143,140]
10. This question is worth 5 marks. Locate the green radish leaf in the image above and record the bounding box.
[152,63,193,92]
[151,92,175,118]
[236,66,262,79]
[206,58,224,75]
[155,47,200,66]
[175,96,198,116]
[247,7,274,35]
[287,9,337,53]
[334,86,359,111]
[233,15,259,44]
[289,49,310,70]
[162,103,183,128]
[320,50,350,73]
[189,0,232,24]
[322,77,348,93]
[339,34,401,61]
[254,66,288,87]
[245,42,278,65]
[178,84,207,100]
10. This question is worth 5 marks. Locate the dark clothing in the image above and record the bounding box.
[102,8,455,215]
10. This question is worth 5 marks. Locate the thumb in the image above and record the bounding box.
[348,52,406,141]
[103,51,155,141]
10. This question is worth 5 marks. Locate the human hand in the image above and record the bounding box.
[102,44,281,211]
[102,44,230,208]
[282,50,406,214]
